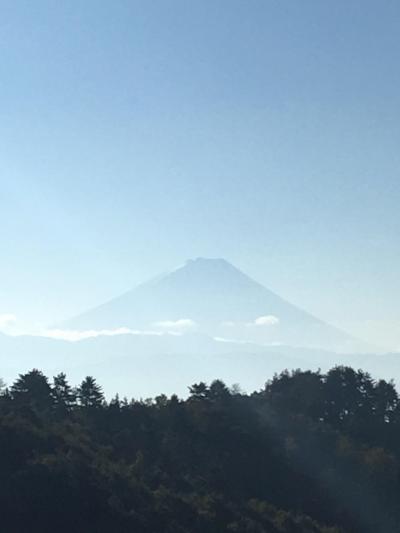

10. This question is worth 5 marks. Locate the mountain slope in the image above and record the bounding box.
[63,257,364,352]
[0,330,396,399]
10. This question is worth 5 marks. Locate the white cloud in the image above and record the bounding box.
[153,319,197,331]
[255,315,280,326]
[247,315,280,327]
[39,321,199,342]
[220,317,280,329]
[38,327,166,342]
[214,336,251,345]
[0,314,197,342]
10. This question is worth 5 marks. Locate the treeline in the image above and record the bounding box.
[1,366,400,532]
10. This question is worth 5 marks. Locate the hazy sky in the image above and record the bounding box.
[1,1,400,349]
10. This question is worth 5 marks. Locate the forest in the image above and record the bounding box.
[1,365,400,532]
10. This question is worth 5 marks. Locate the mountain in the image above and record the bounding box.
[64,257,365,352]
[0,329,398,399]
[0,258,395,398]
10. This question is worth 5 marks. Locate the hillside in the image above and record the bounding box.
[1,330,397,399]
[1,365,400,532]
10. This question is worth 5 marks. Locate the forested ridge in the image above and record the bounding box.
[1,366,400,532]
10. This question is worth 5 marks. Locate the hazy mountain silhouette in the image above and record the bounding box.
[2,258,386,396]
[64,257,365,352]
[0,329,397,398]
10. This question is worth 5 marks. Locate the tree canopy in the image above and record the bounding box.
[1,365,400,532]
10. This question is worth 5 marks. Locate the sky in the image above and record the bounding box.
[0,0,399,349]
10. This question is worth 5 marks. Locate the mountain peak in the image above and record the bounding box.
[63,257,362,352]
[167,257,252,287]
[183,257,233,268]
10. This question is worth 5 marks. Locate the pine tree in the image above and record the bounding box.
[10,369,53,413]
[77,376,104,408]
[52,373,77,413]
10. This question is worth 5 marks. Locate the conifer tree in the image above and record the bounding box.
[77,376,104,407]
[52,372,77,412]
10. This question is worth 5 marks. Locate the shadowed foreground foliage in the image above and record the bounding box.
[1,366,400,532]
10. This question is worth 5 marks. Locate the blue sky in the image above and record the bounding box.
[1,0,400,349]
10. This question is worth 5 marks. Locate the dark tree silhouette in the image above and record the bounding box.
[10,369,53,413]
[188,381,208,400]
[52,372,77,413]
[1,365,400,533]
[208,379,230,401]
[77,376,104,407]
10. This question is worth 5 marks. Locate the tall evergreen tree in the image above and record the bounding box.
[52,372,77,413]
[77,376,104,407]
[10,369,53,413]
[188,382,208,400]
